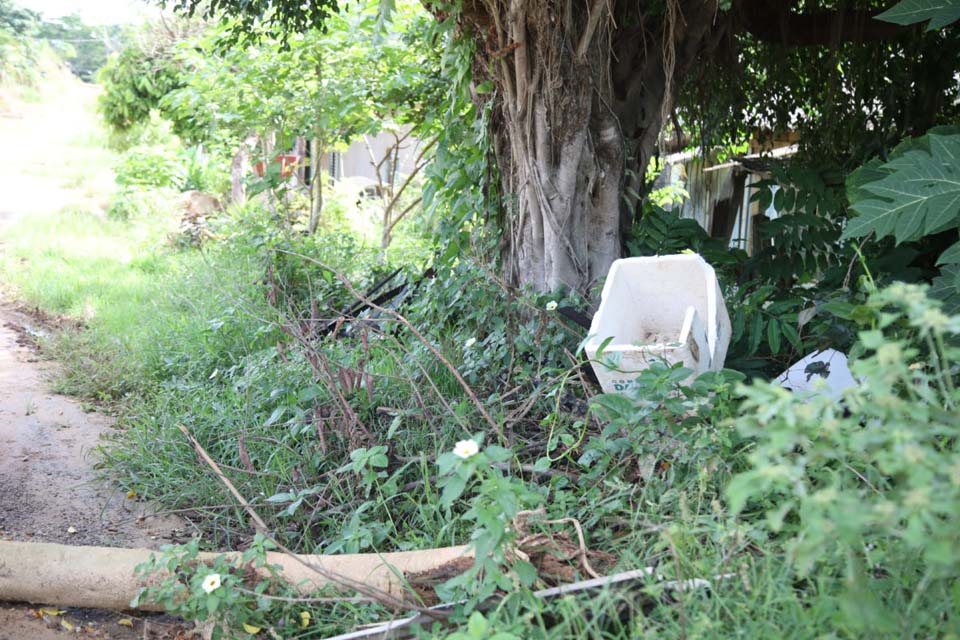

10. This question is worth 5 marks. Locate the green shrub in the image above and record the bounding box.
[584,364,744,480]
[107,185,177,220]
[115,144,185,189]
[180,145,229,195]
[97,42,190,139]
[132,534,389,638]
[728,282,960,635]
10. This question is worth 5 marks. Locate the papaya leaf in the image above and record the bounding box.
[930,264,960,314]
[845,157,888,204]
[875,0,960,31]
[843,133,960,243]
[936,240,960,265]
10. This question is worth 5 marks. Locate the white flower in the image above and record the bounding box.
[762,300,773,310]
[464,337,477,349]
[453,439,479,459]
[201,574,222,594]
[545,300,558,312]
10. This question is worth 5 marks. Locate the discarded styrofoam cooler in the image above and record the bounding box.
[775,349,857,401]
[585,254,732,393]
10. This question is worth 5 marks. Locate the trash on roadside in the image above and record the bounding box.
[775,348,857,400]
[584,255,732,394]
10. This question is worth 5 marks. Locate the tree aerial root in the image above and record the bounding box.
[0,539,471,612]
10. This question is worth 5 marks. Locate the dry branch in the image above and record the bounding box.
[178,424,435,614]
[276,249,505,441]
[179,424,269,533]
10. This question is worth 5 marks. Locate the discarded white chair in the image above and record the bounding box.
[585,254,732,394]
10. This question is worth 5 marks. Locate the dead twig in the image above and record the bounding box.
[179,424,269,533]
[537,517,600,579]
[277,249,504,443]
[515,510,600,579]
[321,568,733,640]
[176,424,450,620]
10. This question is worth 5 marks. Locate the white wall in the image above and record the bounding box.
[335,128,424,183]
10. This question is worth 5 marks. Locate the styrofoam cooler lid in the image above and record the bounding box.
[775,349,857,400]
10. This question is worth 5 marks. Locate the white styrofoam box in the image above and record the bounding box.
[585,254,732,394]
[775,349,857,401]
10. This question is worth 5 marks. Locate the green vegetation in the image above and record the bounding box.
[1,0,959,637]
[0,201,259,399]
[0,0,48,91]
[1,1,125,91]
[35,14,125,80]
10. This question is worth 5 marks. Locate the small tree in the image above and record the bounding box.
[96,18,208,144]
[165,0,443,232]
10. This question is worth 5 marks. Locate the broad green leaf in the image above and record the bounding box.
[593,335,614,359]
[297,385,323,402]
[767,319,782,354]
[513,559,538,586]
[930,264,960,314]
[726,471,760,515]
[843,133,960,243]
[748,311,764,354]
[264,405,287,426]
[467,611,488,636]
[484,445,513,463]
[590,393,636,419]
[440,474,467,507]
[875,0,960,30]
[936,239,960,264]
[780,321,801,349]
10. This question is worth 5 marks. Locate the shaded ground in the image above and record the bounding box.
[0,74,188,639]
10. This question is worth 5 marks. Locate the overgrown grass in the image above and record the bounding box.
[9,187,960,638]
[0,203,270,399]
[10,192,960,638]
[5,75,959,640]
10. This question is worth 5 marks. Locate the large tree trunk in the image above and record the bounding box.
[496,82,625,295]
[467,0,721,294]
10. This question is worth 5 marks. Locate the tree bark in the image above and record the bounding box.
[469,0,720,294]
[230,131,259,205]
[308,137,323,234]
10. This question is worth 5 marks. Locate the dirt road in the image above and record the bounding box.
[0,74,186,639]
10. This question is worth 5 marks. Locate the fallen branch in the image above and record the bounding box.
[178,424,450,617]
[178,424,269,533]
[0,540,471,612]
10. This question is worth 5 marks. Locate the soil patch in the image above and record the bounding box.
[0,306,188,548]
[0,74,189,639]
[0,305,191,638]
